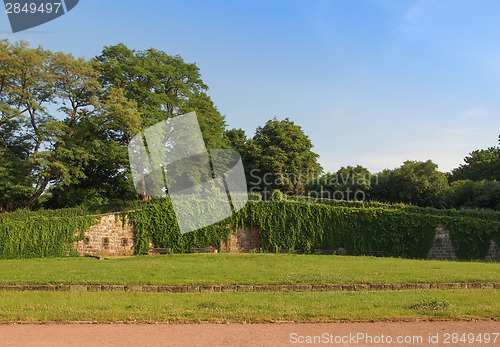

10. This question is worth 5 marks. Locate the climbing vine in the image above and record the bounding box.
[442,216,500,259]
[2,198,497,260]
[127,198,233,254]
[0,216,99,259]
[127,198,500,260]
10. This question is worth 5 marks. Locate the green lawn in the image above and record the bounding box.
[0,254,498,285]
[0,290,497,323]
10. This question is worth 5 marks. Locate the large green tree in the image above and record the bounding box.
[95,44,227,145]
[1,40,231,210]
[243,118,322,195]
[0,39,105,212]
[51,44,230,205]
[371,160,449,207]
[450,147,500,182]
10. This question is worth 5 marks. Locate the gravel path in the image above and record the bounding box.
[1,321,499,346]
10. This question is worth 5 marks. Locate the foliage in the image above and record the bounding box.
[446,179,500,211]
[225,128,247,152]
[370,160,449,208]
[242,118,322,195]
[0,199,158,222]
[306,165,374,200]
[442,216,499,260]
[450,147,500,182]
[0,215,98,259]
[0,38,231,210]
[126,199,500,260]
[127,198,233,254]
[292,196,500,221]
[0,39,101,211]
[234,201,438,258]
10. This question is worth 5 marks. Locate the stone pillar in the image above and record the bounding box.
[426,225,458,260]
[485,239,500,261]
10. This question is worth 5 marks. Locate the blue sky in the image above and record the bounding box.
[2,0,500,173]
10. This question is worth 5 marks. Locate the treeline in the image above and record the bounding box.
[230,127,500,210]
[1,38,499,213]
[307,152,500,210]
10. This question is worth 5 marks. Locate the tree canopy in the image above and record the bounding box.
[2,38,500,212]
[450,147,500,182]
[238,118,322,195]
[370,160,449,207]
[0,39,230,211]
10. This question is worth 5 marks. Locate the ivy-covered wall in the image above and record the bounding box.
[0,215,98,259]
[1,199,499,260]
[128,199,500,260]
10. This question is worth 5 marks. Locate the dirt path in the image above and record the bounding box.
[0,321,499,346]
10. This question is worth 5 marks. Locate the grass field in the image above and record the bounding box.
[1,254,498,323]
[0,254,499,285]
[0,290,497,323]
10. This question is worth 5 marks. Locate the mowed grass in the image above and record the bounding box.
[0,254,498,285]
[0,290,497,323]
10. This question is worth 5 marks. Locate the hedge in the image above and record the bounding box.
[128,199,500,260]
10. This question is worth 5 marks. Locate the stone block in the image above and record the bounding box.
[125,285,143,292]
[236,285,254,292]
[311,284,326,292]
[199,285,214,293]
[221,285,236,292]
[467,283,481,289]
[142,286,158,293]
[354,284,369,291]
[293,285,312,292]
[325,284,342,291]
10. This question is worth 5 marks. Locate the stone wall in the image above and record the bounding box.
[425,225,500,261]
[74,214,134,257]
[220,226,260,253]
[73,215,499,261]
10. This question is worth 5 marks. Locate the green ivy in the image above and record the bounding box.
[443,216,500,259]
[126,199,500,260]
[0,216,98,259]
[127,198,233,254]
